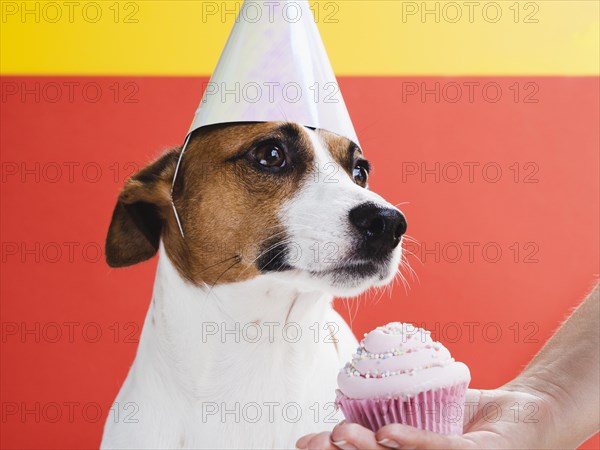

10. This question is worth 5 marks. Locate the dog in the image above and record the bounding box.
[100,121,406,448]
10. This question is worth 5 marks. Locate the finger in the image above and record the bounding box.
[330,422,387,449]
[463,389,483,427]
[375,424,475,449]
[296,433,317,450]
[464,389,481,405]
[305,432,336,450]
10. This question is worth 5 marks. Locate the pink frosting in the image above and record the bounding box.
[338,323,470,399]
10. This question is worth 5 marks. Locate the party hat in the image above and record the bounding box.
[172,0,359,236]
[189,0,358,143]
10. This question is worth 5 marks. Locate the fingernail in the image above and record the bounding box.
[332,441,357,450]
[377,438,400,448]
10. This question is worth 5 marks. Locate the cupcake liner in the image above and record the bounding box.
[336,382,469,435]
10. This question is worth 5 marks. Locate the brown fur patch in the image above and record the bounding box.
[165,122,318,285]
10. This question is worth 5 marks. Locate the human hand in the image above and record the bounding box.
[296,387,556,449]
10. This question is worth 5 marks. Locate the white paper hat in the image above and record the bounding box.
[188,0,358,144]
[172,0,359,237]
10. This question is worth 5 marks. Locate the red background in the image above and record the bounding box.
[1,76,599,448]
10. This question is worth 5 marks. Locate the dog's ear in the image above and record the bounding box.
[106,149,180,268]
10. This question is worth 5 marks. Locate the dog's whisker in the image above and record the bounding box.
[255,247,289,273]
[402,259,419,283]
[402,252,421,282]
[373,285,386,306]
[205,258,242,300]
[398,271,410,295]
[402,244,423,267]
[390,270,403,296]
[352,295,361,324]
[342,298,353,330]
[199,287,238,322]
[232,238,297,280]
[249,239,295,265]
[402,234,420,245]
[195,254,241,275]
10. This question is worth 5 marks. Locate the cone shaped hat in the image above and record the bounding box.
[187,0,359,144]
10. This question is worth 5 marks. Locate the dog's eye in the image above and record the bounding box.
[353,164,368,186]
[252,143,287,170]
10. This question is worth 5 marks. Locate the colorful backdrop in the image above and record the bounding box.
[1,1,599,448]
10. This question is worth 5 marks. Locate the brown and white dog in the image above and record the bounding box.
[100,122,406,448]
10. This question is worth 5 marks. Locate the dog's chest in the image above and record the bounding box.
[134,313,342,448]
[102,260,351,448]
[157,287,342,446]
[178,336,342,447]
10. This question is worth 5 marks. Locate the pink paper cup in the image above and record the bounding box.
[336,382,469,435]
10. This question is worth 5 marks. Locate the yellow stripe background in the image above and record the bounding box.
[1,0,598,75]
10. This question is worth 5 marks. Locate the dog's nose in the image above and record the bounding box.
[349,203,407,255]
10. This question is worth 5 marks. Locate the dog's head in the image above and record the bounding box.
[106,122,406,296]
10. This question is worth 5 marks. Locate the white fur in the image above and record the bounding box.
[101,127,402,448]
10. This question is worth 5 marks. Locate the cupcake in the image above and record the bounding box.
[336,322,470,435]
